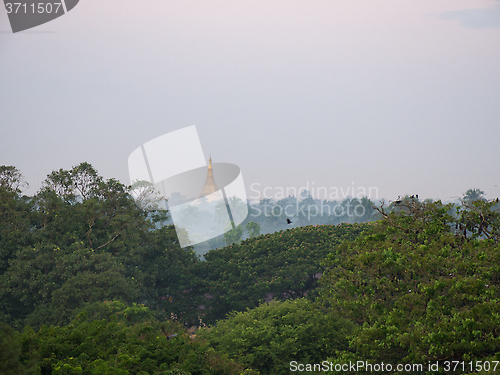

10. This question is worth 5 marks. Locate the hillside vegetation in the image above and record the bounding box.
[318,196,500,374]
[199,223,370,322]
[1,164,499,374]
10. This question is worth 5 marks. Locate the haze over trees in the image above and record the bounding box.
[192,191,380,253]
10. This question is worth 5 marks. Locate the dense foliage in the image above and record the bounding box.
[0,164,371,329]
[0,321,37,374]
[0,163,373,373]
[3,163,499,375]
[0,164,203,329]
[199,223,370,323]
[17,302,254,375]
[198,298,353,375]
[319,196,500,374]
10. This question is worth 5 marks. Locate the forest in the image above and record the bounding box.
[1,163,499,374]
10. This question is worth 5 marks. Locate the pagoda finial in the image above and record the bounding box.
[199,155,218,198]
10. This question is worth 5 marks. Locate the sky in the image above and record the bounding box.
[1,0,499,203]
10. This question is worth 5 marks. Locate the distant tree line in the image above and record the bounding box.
[192,192,380,254]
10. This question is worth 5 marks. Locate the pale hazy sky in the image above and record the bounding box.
[1,0,499,201]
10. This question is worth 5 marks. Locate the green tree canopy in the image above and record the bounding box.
[0,163,200,328]
[18,301,256,375]
[198,298,353,375]
[200,223,370,323]
[319,196,500,373]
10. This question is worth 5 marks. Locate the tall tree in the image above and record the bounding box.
[0,166,28,192]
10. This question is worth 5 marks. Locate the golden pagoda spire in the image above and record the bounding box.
[199,155,219,197]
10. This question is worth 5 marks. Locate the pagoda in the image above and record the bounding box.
[199,156,219,197]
